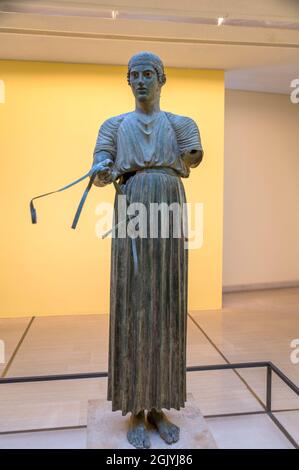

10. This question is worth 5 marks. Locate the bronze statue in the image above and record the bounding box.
[91,52,203,448]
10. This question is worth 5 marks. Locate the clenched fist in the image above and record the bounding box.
[90,159,114,187]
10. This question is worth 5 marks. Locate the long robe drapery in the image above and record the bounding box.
[93,111,203,415]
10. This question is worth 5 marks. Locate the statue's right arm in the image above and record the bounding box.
[90,117,119,187]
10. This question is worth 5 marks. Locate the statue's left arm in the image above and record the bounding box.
[166,113,204,174]
[182,147,203,170]
[178,117,203,170]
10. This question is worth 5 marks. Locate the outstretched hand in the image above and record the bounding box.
[90,159,114,187]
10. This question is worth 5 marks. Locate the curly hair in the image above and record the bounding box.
[127,51,166,86]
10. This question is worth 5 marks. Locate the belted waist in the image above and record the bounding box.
[137,167,178,175]
[119,167,178,184]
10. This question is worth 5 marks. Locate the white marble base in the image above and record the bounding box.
[87,393,217,449]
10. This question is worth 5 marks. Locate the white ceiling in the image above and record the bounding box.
[2,0,299,21]
[1,0,299,94]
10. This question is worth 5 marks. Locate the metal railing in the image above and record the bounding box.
[0,361,298,448]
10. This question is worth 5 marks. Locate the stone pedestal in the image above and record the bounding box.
[86,393,217,449]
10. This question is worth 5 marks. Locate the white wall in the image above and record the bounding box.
[223,89,299,289]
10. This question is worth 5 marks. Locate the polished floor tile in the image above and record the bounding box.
[187,316,225,367]
[0,317,32,376]
[187,370,263,416]
[226,367,299,410]
[273,411,299,443]
[6,314,109,376]
[1,413,295,450]
[0,378,107,432]
[0,428,87,449]
[206,414,295,449]
[190,288,299,410]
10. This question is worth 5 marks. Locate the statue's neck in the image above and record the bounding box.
[135,100,160,116]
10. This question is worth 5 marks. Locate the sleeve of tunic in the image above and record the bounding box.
[166,112,204,169]
[93,115,124,165]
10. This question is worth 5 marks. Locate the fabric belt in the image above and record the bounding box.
[119,166,178,185]
[136,167,178,175]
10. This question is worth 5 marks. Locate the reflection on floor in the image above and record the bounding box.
[0,287,298,449]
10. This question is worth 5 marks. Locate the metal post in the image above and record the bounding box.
[266,365,272,412]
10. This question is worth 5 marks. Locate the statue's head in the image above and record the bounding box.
[127,51,166,103]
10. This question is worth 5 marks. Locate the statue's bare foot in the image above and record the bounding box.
[127,411,151,449]
[147,409,180,444]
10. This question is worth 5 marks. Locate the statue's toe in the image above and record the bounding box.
[170,424,180,443]
[143,432,151,448]
[127,426,151,449]
[161,429,173,444]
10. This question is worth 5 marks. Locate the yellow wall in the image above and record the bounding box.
[0,61,224,317]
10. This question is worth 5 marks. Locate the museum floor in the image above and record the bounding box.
[0,287,298,449]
